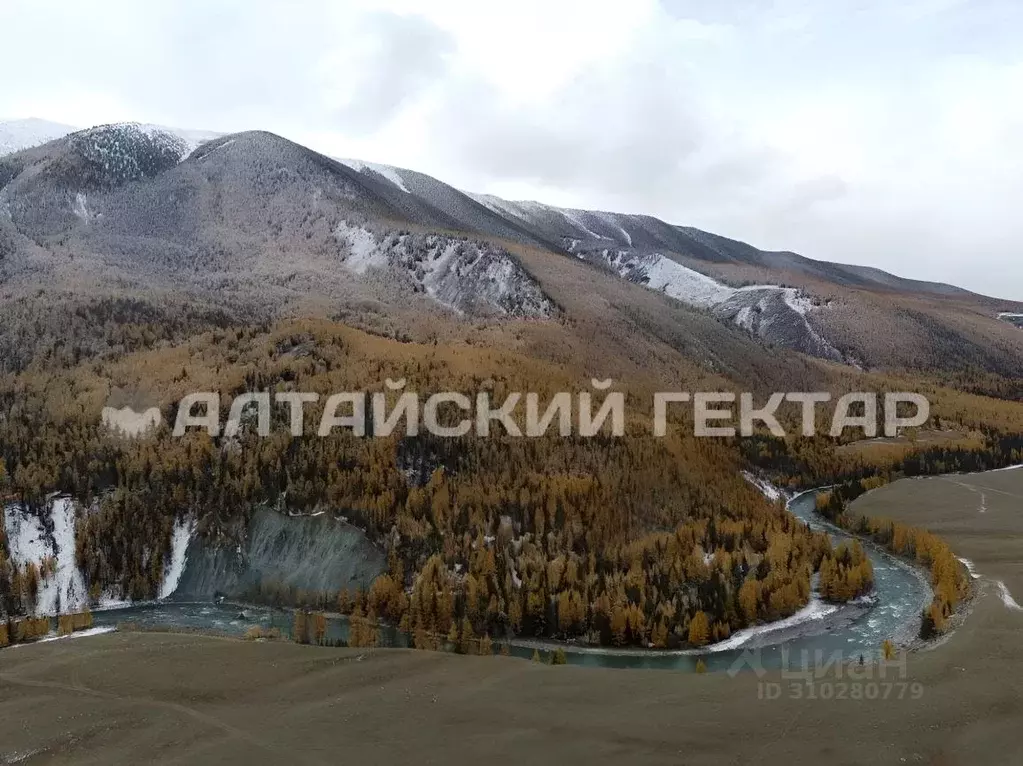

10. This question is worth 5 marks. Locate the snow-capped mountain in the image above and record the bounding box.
[0,119,220,161]
[0,128,556,322]
[1,119,1021,375]
[0,118,78,157]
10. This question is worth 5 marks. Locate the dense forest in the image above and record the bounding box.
[0,315,1020,648]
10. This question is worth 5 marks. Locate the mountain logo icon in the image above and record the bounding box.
[101,403,162,438]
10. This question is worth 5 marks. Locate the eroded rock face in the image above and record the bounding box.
[172,507,385,601]
[577,247,843,362]
[334,222,557,318]
[3,497,89,615]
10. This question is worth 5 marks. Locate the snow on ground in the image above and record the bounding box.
[36,626,116,644]
[637,254,735,307]
[996,581,1022,611]
[465,194,551,223]
[600,250,821,320]
[594,212,633,246]
[590,249,841,359]
[332,223,553,318]
[707,595,840,653]
[955,557,1021,612]
[782,289,817,316]
[998,312,1023,319]
[957,558,982,580]
[340,158,410,193]
[3,497,88,615]
[559,210,603,240]
[158,517,196,600]
[991,464,1023,473]
[741,471,787,502]
[193,138,235,161]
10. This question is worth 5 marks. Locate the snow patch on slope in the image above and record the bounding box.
[742,471,787,502]
[588,249,842,361]
[340,158,410,193]
[334,220,384,274]
[469,195,637,248]
[72,192,94,223]
[955,558,1020,612]
[158,517,196,599]
[594,212,633,246]
[559,210,604,240]
[468,194,544,221]
[626,252,734,306]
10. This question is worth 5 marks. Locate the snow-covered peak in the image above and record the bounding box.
[124,123,223,157]
[0,118,77,157]
[80,122,221,161]
[65,123,194,185]
[0,119,221,162]
[468,194,554,221]
[467,194,636,247]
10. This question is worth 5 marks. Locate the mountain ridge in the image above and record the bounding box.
[1,119,1021,383]
[0,117,1003,303]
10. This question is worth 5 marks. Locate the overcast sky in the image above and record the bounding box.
[2,0,1021,299]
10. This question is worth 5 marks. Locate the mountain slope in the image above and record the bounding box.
[1,120,1021,382]
[0,129,556,322]
[321,154,1023,372]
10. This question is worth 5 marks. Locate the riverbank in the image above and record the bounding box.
[46,485,926,672]
[802,481,979,650]
[2,622,1021,765]
[784,488,939,649]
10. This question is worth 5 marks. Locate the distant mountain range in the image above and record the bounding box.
[1,118,1021,381]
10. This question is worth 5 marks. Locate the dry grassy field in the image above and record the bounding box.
[2,468,1022,766]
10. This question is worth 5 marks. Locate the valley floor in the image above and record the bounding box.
[2,469,1023,766]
